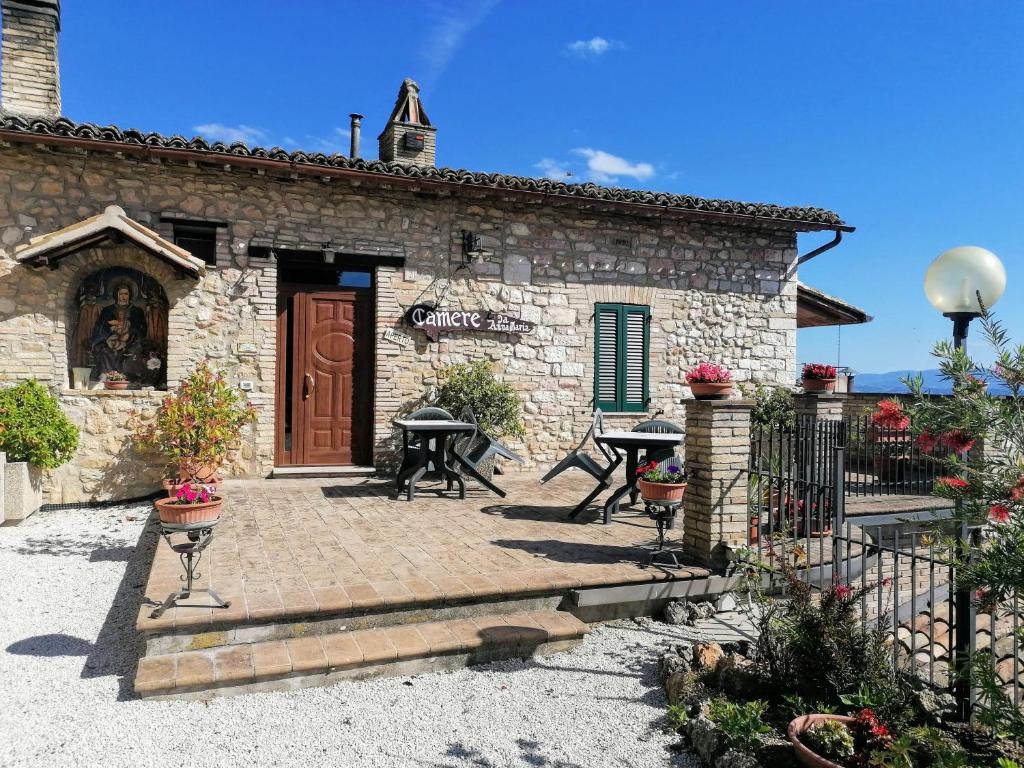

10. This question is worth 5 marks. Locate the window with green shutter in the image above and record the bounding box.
[594,303,650,412]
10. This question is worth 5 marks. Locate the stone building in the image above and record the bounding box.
[0,1,863,504]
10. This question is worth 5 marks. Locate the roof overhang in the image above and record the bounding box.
[13,205,206,277]
[797,282,872,328]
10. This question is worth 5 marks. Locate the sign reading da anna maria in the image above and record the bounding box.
[404,304,536,342]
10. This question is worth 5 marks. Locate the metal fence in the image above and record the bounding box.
[749,427,1022,718]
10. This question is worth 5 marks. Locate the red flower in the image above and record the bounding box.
[802,362,838,380]
[988,505,1011,523]
[939,429,975,454]
[835,584,853,599]
[936,476,969,491]
[870,723,890,739]
[917,431,937,454]
[685,362,733,384]
[871,399,909,430]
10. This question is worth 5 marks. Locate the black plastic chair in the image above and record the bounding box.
[397,406,455,480]
[630,419,684,505]
[455,406,524,470]
[540,409,618,484]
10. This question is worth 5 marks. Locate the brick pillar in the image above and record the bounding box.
[1,0,61,117]
[684,399,753,570]
[795,392,845,421]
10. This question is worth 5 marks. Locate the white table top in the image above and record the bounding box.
[596,431,684,444]
[393,419,475,431]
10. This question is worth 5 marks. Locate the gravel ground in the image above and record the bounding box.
[0,504,712,768]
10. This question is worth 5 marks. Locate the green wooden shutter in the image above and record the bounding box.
[594,304,620,411]
[594,303,649,412]
[621,305,649,412]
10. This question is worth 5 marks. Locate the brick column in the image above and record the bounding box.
[795,392,845,421]
[684,399,753,570]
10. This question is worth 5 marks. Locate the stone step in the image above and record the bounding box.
[134,609,590,700]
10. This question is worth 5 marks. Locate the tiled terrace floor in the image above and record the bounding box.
[138,471,710,633]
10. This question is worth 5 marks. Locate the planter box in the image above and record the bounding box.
[4,460,42,523]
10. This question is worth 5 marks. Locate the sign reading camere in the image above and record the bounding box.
[405,304,536,341]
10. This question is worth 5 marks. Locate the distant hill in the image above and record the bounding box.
[852,369,1011,395]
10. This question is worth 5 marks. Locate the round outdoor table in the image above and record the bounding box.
[394,419,503,501]
[591,431,685,524]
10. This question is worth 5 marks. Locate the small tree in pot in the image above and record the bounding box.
[135,362,257,491]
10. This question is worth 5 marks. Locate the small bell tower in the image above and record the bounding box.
[377,78,436,167]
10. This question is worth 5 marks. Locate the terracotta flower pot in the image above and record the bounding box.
[637,478,687,502]
[788,714,854,768]
[689,381,733,400]
[103,380,129,390]
[154,496,223,526]
[801,377,837,393]
[177,461,221,483]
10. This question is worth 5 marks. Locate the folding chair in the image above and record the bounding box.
[447,406,523,498]
[540,409,616,484]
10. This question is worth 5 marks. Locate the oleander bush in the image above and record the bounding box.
[0,380,79,468]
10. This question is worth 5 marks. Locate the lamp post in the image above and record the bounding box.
[924,245,1006,721]
[924,245,1006,350]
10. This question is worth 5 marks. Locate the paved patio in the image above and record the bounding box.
[138,471,710,634]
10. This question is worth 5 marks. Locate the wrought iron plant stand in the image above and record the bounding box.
[643,498,686,568]
[150,518,231,619]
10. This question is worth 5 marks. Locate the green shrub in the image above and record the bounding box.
[434,361,525,438]
[665,703,689,731]
[707,698,771,754]
[746,383,796,429]
[802,719,854,762]
[0,380,79,468]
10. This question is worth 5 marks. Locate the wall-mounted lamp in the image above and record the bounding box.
[461,230,493,263]
[322,244,336,264]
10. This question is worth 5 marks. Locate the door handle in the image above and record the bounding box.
[303,373,315,399]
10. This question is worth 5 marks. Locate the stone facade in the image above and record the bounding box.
[0,140,800,503]
[0,0,61,117]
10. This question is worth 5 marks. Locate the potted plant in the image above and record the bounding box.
[0,380,79,522]
[434,361,525,477]
[801,363,838,392]
[153,482,222,525]
[686,363,734,400]
[103,371,129,390]
[135,362,257,486]
[635,459,687,502]
[788,714,855,768]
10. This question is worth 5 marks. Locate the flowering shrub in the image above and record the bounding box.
[134,362,257,481]
[635,459,685,484]
[685,363,732,384]
[802,362,838,380]
[871,399,910,430]
[164,484,217,506]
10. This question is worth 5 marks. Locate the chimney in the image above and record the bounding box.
[349,113,362,158]
[377,78,437,167]
[1,0,61,117]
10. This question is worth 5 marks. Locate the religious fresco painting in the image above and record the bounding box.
[70,267,168,388]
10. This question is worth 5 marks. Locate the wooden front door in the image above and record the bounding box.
[277,289,373,466]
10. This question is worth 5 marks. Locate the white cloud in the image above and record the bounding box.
[535,158,572,180]
[573,148,655,183]
[295,127,352,154]
[193,123,267,145]
[419,0,499,83]
[564,36,622,58]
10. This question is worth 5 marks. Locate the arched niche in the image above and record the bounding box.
[68,266,169,389]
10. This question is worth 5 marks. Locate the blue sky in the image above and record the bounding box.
[58,1,1023,374]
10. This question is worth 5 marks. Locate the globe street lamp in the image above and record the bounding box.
[924,245,1007,350]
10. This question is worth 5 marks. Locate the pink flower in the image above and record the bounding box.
[988,505,1011,523]
[936,476,970,492]
[802,363,837,380]
[685,363,733,384]
[917,431,937,454]
[939,429,975,455]
[835,584,853,599]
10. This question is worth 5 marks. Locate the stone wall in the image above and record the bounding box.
[0,141,800,501]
